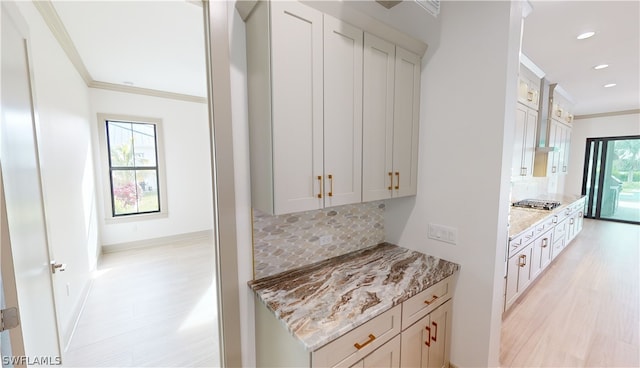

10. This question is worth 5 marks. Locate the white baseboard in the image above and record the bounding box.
[101,230,213,254]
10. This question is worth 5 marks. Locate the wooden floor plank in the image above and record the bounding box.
[63,241,220,367]
[501,219,640,367]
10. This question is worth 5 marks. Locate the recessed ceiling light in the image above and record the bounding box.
[577,31,595,40]
[604,83,617,88]
[594,64,609,70]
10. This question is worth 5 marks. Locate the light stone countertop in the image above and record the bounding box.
[509,194,586,239]
[249,242,460,351]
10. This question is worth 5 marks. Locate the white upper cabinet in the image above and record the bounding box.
[323,15,363,208]
[246,1,422,214]
[270,1,324,214]
[246,1,364,215]
[512,103,538,177]
[363,33,421,201]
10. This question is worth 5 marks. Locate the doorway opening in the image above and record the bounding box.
[582,135,640,224]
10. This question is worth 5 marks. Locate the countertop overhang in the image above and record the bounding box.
[249,242,460,351]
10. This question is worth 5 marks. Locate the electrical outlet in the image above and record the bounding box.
[428,223,457,245]
[320,235,332,245]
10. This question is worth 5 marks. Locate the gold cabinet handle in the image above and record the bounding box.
[388,172,393,190]
[424,326,431,347]
[395,172,400,190]
[354,334,376,350]
[424,295,439,305]
[527,90,534,101]
[552,166,557,173]
[328,174,333,197]
[317,175,322,199]
[542,238,548,248]
[431,321,438,342]
[518,254,527,267]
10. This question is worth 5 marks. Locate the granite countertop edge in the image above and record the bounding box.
[248,242,460,351]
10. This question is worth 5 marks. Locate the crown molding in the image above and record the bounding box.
[574,109,640,120]
[89,81,207,104]
[34,0,206,104]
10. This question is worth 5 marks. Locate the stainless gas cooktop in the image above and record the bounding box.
[512,199,562,211]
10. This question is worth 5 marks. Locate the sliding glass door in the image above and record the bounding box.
[582,136,640,224]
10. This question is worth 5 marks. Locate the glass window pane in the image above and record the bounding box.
[137,169,159,212]
[132,123,157,167]
[111,170,140,215]
[108,122,134,167]
[601,138,640,223]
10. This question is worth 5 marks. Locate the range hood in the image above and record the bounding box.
[535,80,558,153]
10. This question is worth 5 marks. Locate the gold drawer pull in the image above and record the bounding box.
[527,90,534,101]
[542,238,548,248]
[317,175,322,199]
[395,172,400,190]
[424,295,439,305]
[354,334,376,350]
[388,172,393,190]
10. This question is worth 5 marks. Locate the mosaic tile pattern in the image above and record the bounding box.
[253,202,385,279]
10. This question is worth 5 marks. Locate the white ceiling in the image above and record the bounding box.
[522,1,640,116]
[51,1,639,115]
[52,1,206,98]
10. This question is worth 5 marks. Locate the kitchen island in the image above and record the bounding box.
[249,242,460,367]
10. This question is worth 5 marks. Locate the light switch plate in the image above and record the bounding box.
[428,223,457,245]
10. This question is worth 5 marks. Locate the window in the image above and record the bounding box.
[98,114,167,220]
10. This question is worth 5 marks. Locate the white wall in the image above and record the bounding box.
[88,89,213,246]
[14,1,99,349]
[385,1,522,366]
[227,1,255,366]
[565,112,640,196]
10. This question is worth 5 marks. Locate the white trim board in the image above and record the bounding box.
[33,0,206,104]
[574,109,640,120]
[101,230,214,254]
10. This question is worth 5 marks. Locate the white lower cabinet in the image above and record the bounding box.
[400,299,452,368]
[255,277,454,368]
[505,198,586,312]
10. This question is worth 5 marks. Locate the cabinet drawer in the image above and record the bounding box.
[312,304,401,368]
[401,276,452,330]
[509,229,535,258]
[534,215,556,236]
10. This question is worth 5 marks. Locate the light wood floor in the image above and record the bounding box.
[501,219,640,367]
[63,241,220,367]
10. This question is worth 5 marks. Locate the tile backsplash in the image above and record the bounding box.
[252,202,385,279]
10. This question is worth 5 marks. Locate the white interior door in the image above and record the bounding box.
[1,2,61,360]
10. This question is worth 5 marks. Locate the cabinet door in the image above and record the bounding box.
[392,47,421,197]
[400,300,452,368]
[400,313,430,368]
[531,230,552,279]
[562,127,571,174]
[270,1,324,214]
[505,244,532,310]
[512,104,527,177]
[547,120,561,175]
[522,108,538,176]
[363,334,401,368]
[427,299,452,368]
[324,16,363,207]
[362,33,395,202]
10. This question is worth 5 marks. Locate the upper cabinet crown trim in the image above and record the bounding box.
[236,0,428,57]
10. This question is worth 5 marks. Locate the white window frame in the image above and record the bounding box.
[97,113,168,223]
